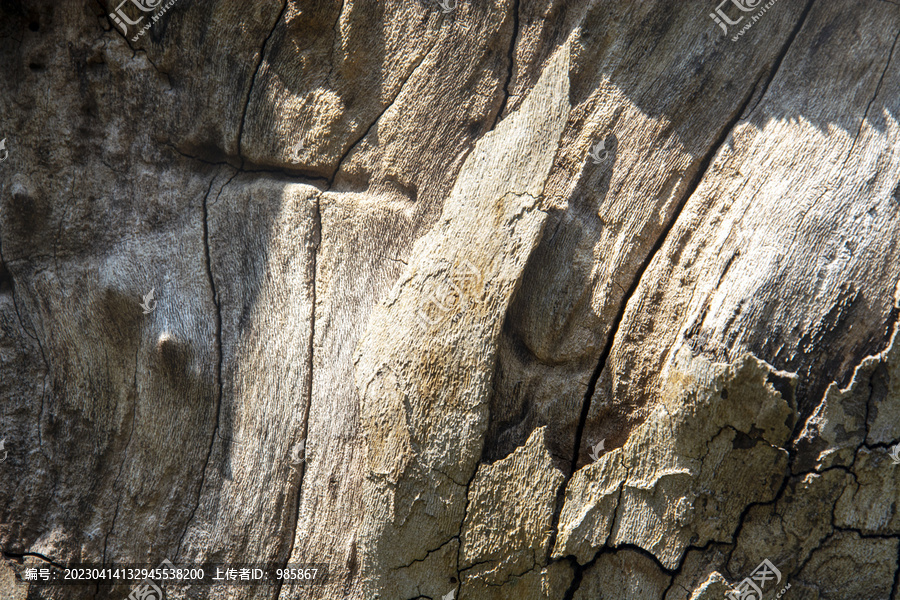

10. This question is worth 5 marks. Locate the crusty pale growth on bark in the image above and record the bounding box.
[555,350,797,570]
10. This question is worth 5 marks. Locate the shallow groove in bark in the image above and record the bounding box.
[743,0,815,119]
[95,488,125,598]
[166,140,332,186]
[237,0,289,165]
[325,0,346,85]
[328,37,439,185]
[398,535,459,573]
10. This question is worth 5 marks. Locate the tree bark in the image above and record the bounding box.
[1,1,899,599]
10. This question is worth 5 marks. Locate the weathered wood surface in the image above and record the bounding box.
[1,0,899,598]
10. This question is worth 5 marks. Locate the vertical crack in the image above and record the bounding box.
[237,0,289,165]
[328,37,439,184]
[174,170,234,559]
[560,555,584,600]
[568,0,814,474]
[0,234,51,455]
[552,8,821,595]
[742,0,816,118]
[453,459,483,593]
[326,0,346,85]
[492,0,520,129]
[846,23,900,160]
[96,340,142,582]
[891,533,900,600]
[274,190,321,600]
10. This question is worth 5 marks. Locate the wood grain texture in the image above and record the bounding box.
[1,0,899,599]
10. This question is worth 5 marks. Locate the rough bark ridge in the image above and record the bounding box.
[0,1,898,599]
